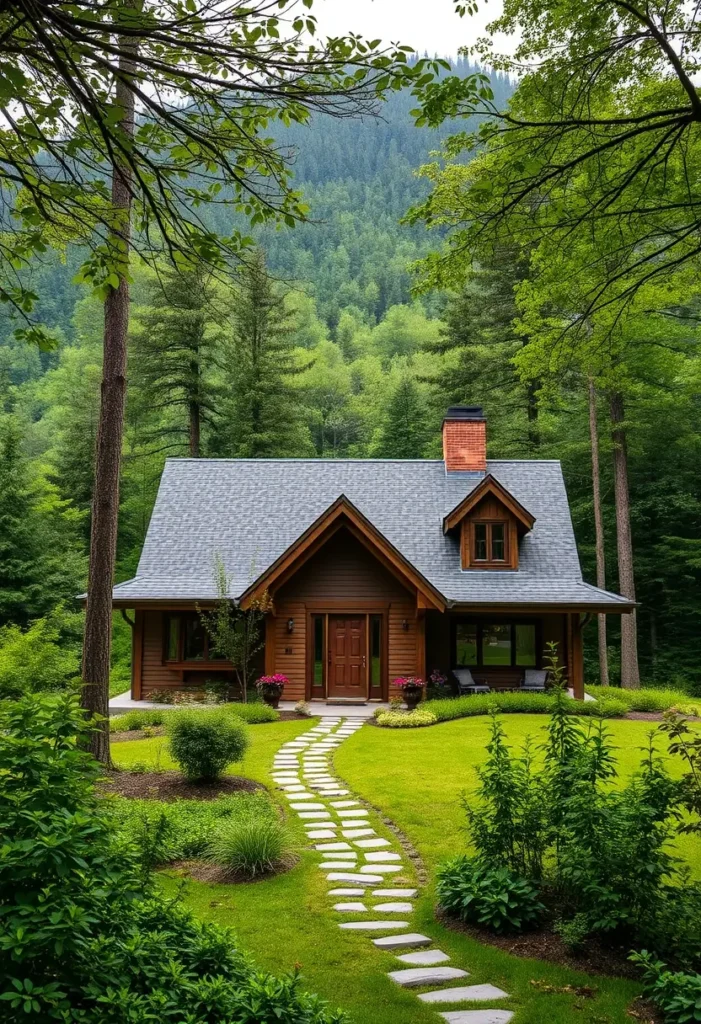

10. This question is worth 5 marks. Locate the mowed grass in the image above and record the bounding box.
[110,714,691,1023]
[335,714,701,876]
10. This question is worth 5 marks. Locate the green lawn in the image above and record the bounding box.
[109,714,701,1024]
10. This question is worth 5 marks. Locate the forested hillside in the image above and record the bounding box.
[0,56,699,691]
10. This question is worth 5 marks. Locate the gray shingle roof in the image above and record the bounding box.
[112,458,632,610]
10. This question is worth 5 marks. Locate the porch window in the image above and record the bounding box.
[370,614,382,686]
[165,613,230,664]
[313,615,325,686]
[454,620,539,669]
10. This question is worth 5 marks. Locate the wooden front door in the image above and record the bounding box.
[328,616,367,698]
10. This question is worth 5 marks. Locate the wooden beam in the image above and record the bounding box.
[571,614,585,700]
[416,608,426,686]
[264,614,275,676]
[132,610,144,701]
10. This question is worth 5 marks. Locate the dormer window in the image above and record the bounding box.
[474,522,506,564]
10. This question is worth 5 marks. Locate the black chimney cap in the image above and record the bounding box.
[443,405,485,422]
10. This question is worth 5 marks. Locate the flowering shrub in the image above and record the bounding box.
[295,700,312,717]
[429,669,448,687]
[391,676,425,691]
[256,674,289,692]
[376,709,437,728]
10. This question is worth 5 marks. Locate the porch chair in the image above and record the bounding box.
[520,669,549,692]
[452,668,491,696]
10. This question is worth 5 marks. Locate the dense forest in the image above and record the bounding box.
[0,56,698,694]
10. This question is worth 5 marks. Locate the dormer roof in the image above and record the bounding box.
[443,473,536,535]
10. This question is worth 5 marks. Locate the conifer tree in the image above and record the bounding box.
[374,376,430,459]
[214,251,312,458]
[0,419,41,626]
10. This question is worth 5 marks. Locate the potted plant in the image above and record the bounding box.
[256,674,288,708]
[391,676,425,711]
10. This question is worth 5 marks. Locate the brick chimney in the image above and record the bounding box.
[442,406,487,472]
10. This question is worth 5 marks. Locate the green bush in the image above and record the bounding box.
[110,709,167,732]
[437,855,545,934]
[631,951,701,1023]
[0,694,345,1024]
[422,689,631,724]
[108,791,278,865]
[587,685,693,712]
[226,702,280,724]
[376,709,438,728]
[168,709,249,781]
[0,615,80,699]
[209,812,295,878]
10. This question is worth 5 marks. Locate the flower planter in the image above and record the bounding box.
[403,686,423,711]
[261,688,282,709]
[255,674,288,709]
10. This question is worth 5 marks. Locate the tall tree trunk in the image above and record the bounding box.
[609,391,640,688]
[189,400,201,457]
[81,33,136,762]
[588,379,609,685]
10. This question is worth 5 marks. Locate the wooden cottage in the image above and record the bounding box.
[112,406,634,703]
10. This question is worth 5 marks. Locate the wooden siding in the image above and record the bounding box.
[460,494,520,571]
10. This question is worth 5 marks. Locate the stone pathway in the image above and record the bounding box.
[271,719,513,1024]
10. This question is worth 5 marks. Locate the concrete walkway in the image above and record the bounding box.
[109,691,388,718]
[271,719,513,1024]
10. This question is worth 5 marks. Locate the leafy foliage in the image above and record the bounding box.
[167,709,249,781]
[375,709,438,727]
[631,951,701,1024]
[0,693,346,1023]
[209,812,295,879]
[437,855,544,934]
[0,612,81,698]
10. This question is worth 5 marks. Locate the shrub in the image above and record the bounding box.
[110,708,167,732]
[587,684,692,713]
[0,694,345,1024]
[227,702,280,724]
[437,855,544,934]
[0,615,80,698]
[295,700,313,717]
[376,709,438,728]
[631,951,701,1024]
[209,813,294,878]
[108,791,278,866]
[167,709,249,781]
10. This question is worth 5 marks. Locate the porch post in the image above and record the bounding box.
[416,607,426,696]
[570,613,584,700]
[131,610,143,701]
[264,613,275,676]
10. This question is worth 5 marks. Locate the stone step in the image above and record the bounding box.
[298,812,332,820]
[419,985,509,1005]
[328,887,366,896]
[440,1013,514,1024]
[364,852,401,862]
[373,933,432,950]
[342,828,376,839]
[373,902,413,913]
[306,830,338,839]
[319,860,358,870]
[397,949,450,966]
[355,838,390,848]
[326,872,384,885]
[339,920,409,931]
[337,809,369,818]
[360,864,402,874]
[291,802,327,810]
[333,902,367,912]
[373,888,418,898]
[389,967,469,988]
[315,842,352,851]
[286,793,316,801]
[330,800,359,808]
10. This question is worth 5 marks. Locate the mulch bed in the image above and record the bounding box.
[100,770,262,801]
[436,906,640,980]
[110,728,166,743]
[167,854,298,885]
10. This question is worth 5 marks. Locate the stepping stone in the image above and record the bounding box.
[342,829,376,839]
[320,861,359,869]
[307,830,337,839]
[397,949,451,966]
[360,864,402,874]
[355,838,390,848]
[374,902,414,913]
[339,920,409,931]
[285,792,315,801]
[280,785,306,791]
[291,802,326,810]
[298,812,332,819]
[304,821,336,830]
[326,873,384,885]
[333,902,367,912]
[364,852,401,862]
[440,1014,513,1024]
[315,842,352,851]
[389,967,469,988]
[419,985,509,1005]
[373,933,432,950]
[373,888,418,897]
[328,887,366,896]
[319,852,356,860]
[337,809,368,818]
[330,800,359,808]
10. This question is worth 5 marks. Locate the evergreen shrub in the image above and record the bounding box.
[375,709,437,727]
[209,814,294,878]
[437,855,544,934]
[167,710,248,780]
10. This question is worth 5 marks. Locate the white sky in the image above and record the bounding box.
[315,0,513,61]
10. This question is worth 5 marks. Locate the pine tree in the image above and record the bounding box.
[374,375,430,458]
[0,418,42,626]
[214,250,312,458]
[130,265,226,457]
